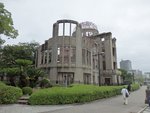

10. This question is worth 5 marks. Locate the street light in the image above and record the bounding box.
[93,52,105,86]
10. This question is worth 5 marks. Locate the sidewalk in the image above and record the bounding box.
[0,104,73,113]
[0,86,147,113]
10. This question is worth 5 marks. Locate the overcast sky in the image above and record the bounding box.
[1,0,150,73]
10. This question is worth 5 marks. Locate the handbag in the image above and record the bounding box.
[126,92,129,97]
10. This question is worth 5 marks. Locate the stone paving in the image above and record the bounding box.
[0,104,73,113]
[0,86,147,113]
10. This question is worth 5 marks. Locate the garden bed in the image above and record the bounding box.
[29,84,139,105]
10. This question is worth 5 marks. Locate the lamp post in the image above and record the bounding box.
[93,52,104,86]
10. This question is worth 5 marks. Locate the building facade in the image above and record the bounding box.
[36,19,120,85]
[120,60,132,71]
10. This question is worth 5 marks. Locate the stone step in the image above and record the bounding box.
[19,96,30,100]
[17,99,28,104]
[17,95,30,104]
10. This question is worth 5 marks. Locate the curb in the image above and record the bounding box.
[137,106,148,113]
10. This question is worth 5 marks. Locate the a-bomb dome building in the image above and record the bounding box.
[36,19,121,85]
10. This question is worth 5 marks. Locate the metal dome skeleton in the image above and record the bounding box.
[80,21,99,37]
[80,21,98,30]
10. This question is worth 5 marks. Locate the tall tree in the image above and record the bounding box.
[0,2,18,44]
[16,59,32,87]
[27,67,46,87]
[3,67,20,86]
[118,69,127,82]
[0,41,39,67]
[0,42,42,87]
[18,41,40,64]
[118,69,134,84]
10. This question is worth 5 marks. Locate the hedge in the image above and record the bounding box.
[131,83,140,91]
[0,81,22,104]
[22,87,33,95]
[29,84,140,105]
[0,81,6,87]
[29,84,124,105]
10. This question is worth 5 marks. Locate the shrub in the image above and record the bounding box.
[131,83,140,91]
[0,81,6,87]
[29,85,124,105]
[0,86,22,104]
[22,87,33,95]
[29,84,140,105]
[39,78,52,88]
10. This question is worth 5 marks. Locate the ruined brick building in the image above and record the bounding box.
[36,19,122,85]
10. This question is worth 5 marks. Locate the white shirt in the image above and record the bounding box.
[121,88,129,98]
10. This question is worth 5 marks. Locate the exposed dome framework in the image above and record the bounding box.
[80,21,98,30]
[79,21,99,37]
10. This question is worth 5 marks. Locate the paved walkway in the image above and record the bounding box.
[142,107,150,113]
[0,104,73,113]
[0,86,147,113]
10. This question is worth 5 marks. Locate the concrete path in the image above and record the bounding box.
[0,86,147,113]
[0,104,73,113]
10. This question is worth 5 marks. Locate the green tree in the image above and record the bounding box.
[18,41,40,64]
[27,67,46,88]
[0,41,39,67]
[125,73,134,84]
[118,69,134,84]
[15,59,32,87]
[0,3,18,44]
[0,42,41,87]
[136,76,144,84]
[118,69,127,82]
[3,67,20,86]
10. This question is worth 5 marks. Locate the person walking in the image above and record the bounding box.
[127,84,132,93]
[121,86,130,105]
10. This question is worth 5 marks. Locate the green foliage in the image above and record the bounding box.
[27,68,46,88]
[118,69,127,78]
[18,41,39,58]
[27,68,46,78]
[22,87,33,95]
[29,84,124,105]
[15,59,32,87]
[0,38,5,44]
[131,83,140,91]
[0,85,22,104]
[2,67,20,86]
[125,73,134,84]
[0,81,6,87]
[0,41,40,88]
[3,67,20,76]
[0,45,29,67]
[39,78,52,88]
[0,2,18,41]
[136,76,144,84]
[15,59,32,67]
[0,41,39,67]
[118,69,134,84]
